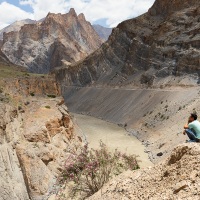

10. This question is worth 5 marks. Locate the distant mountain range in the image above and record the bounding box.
[93,25,112,41]
[0,9,113,73]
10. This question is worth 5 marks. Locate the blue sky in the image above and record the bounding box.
[0,0,155,29]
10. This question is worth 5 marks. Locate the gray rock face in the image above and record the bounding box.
[55,0,200,87]
[0,144,30,200]
[0,104,30,200]
[93,25,112,41]
[1,9,102,74]
[0,19,36,40]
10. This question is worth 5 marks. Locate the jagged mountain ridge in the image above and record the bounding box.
[1,8,102,73]
[55,0,200,87]
[0,19,112,42]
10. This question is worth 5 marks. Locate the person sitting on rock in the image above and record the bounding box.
[183,113,200,142]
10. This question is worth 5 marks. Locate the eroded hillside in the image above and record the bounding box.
[0,65,81,200]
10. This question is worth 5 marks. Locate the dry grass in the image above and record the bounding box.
[0,62,46,80]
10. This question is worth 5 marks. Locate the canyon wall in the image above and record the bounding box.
[55,0,200,88]
[0,77,80,200]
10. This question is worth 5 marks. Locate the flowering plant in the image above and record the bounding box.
[58,141,139,199]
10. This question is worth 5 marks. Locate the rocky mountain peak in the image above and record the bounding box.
[1,8,102,73]
[78,13,86,21]
[68,8,77,17]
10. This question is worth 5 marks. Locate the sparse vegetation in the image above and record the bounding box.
[58,142,139,199]
[47,94,56,98]
[45,105,51,109]
[30,92,35,96]
[18,106,22,111]
[178,106,182,111]
[24,72,30,76]
[149,111,153,115]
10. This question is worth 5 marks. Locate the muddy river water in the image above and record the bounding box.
[73,113,153,168]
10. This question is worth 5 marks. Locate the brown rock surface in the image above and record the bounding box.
[1,9,102,73]
[1,75,60,96]
[88,143,200,200]
[0,77,80,200]
[55,0,200,87]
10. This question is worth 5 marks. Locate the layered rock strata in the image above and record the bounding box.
[56,0,200,87]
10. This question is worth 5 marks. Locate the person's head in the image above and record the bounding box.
[189,113,198,122]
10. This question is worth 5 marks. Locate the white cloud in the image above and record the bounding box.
[20,0,69,20]
[0,2,34,29]
[20,0,155,27]
[0,0,155,29]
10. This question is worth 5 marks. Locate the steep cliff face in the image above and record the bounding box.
[0,76,80,200]
[1,9,102,73]
[55,0,200,87]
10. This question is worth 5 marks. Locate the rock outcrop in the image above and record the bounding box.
[0,76,80,200]
[88,143,200,200]
[1,9,102,73]
[55,0,200,87]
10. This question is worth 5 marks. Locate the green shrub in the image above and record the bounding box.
[24,72,30,77]
[58,142,139,199]
[45,105,51,109]
[30,92,35,96]
[149,111,153,115]
[47,94,56,98]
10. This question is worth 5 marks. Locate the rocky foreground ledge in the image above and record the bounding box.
[0,76,80,200]
[88,143,200,200]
